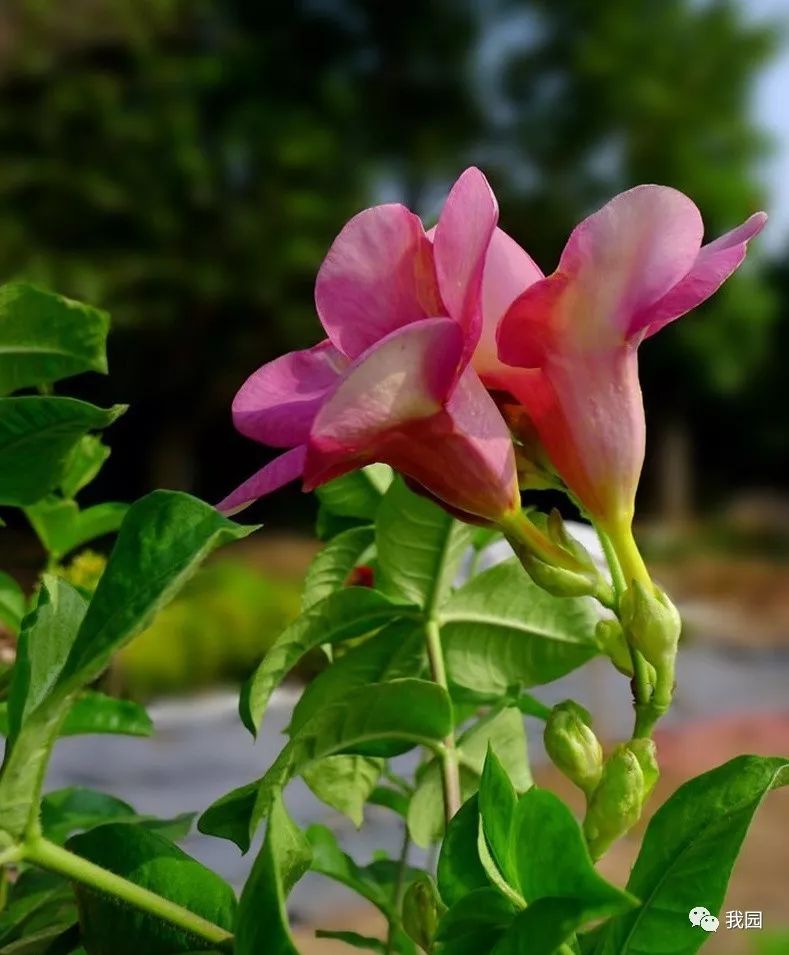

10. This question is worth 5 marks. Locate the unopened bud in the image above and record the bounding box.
[522,553,601,598]
[626,738,659,802]
[583,744,646,860]
[402,874,442,952]
[544,701,603,797]
[620,581,681,670]
[595,619,633,676]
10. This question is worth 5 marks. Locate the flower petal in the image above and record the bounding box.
[232,340,346,448]
[315,204,442,358]
[497,272,570,368]
[216,445,307,515]
[433,167,499,349]
[630,211,767,339]
[304,318,464,485]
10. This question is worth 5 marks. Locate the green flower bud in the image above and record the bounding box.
[626,738,659,802]
[522,553,602,598]
[595,619,633,676]
[583,744,646,860]
[544,701,603,797]
[620,581,681,670]
[402,874,443,952]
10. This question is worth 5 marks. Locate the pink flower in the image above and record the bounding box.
[218,168,523,523]
[497,185,766,529]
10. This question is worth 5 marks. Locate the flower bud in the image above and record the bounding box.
[595,619,633,676]
[521,553,603,598]
[627,738,659,802]
[620,581,681,670]
[402,874,443,952]
[583,744,645,860]
[544,701,603,797]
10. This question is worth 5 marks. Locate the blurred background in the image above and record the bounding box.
[0,1,788,951]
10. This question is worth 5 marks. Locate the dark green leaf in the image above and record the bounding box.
[316,465,392,520]
[314,929,386,952]
[53,491,255,696]
[376,477,471,611]
[368,786,410,819]
[512,788,636,917]
[301,525,374,611]
[41,788,137,843]
[437,795,489,907]
[241,588,414,736]
[597,755,789,955]
[68,824,236,955]
[25,499,128,561]
[0,922,79,954]
[491,897,600,955]
[235,792,309,955]
[0,571,25,633]
[0,871,76,948]
[478,749,519,889]
[306,824,392,914]
[441,560,599,701]
[302,755,383,827]
[0,398,124,507]
[436,887,515,941]
[0,284,109,395]
[408,707,530,848]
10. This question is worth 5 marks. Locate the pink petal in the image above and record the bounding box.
[630,211,767,339]
[433,167,499,351]
[497,272,570,368]
[232,340,346,448]
[304,319,464,485]
[315,204,442,359]
[216,445,307,515]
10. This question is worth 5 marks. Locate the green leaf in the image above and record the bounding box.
[59,436,111,499]
[0,571,25,633]
[0,922,79,954]
[0,398,124,507]
[314,930,386,952]
[376,477,471,611]
[440,560,599,701]
[408,706,530,847]
[0,692,151,739]
[0,871,76,949]
[68,824,237,955]
[478,749,519,889]
[289,619,425,733]
[597,755,789,955]
[25,499,128,561]
[436,887,515,943]
[200,679,452,851]
[437,795,489,907]
[301,525,374,611]
[0,284,109,395]
[491,897,604,955]
[512,788,636,916]
[241,588,413,736]
[368,785,410,819]
[53,491,255,696]
[316,464,393,520]
[302,755,383,828]
[235,792,309,955]
[306,824,393,914]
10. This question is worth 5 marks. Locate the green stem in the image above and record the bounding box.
[23,837,233,950]
[424,619,461,823]
[385,825,411,955]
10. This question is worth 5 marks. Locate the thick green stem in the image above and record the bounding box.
[424,619,461,823]
[23,837,233,950]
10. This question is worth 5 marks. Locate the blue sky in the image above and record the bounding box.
[749,0,789,253]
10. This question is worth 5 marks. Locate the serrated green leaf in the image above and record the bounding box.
[25,499,128,561]
[436,795,489,908]
[0,398,124,507]
[200,680,452,852]
[408,707,530,848]
[441,559,599,701]
[376,477,471,611]
[597,755,789,955]
[0,284,109,395]
[235,792,309,955]
[316,465,393,519]
[302,755,383,828]
[512,788,636,916]
[301,526,375,611]
[0,571,25,633]
[241,588,414,736]
[68,824,236,955]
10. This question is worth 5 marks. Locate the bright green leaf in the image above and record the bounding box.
[301,525,374,611]
[0,692,151,739]
[235,792,309,955]
[436,887,515,944]
[597,755,789,955]
[437,795,489,907]
[376,477,471,611]
[316,464,393,520]
[25,498,128,561]
[478,749,519,889]
[0,284,109,395]
[441,560,599,701]
[0,398,124,507]
[302,755,383,828]
[241,588,414,736]
[491,897,602,955]
[59,435,111,499]
[0,571,25,633]
[68,824,237,955]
